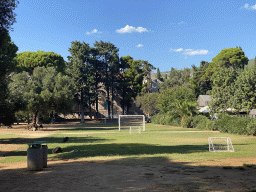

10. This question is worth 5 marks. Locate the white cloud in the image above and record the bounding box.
[116,25,148,33]
[86,29,102,35]
[136,44,143,48]
[242,3,256,10]
[171,48,209,56]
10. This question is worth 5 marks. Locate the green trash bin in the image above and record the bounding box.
[34,141,48,168]
[27,143,43,171]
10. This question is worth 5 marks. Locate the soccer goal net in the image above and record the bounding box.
[129,126,141,134]
[118,115,145,132]
[208,137,234,152]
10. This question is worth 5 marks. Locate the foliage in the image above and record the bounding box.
[119,56,153,113]
[191,115,209,129]
[209,67,239,113]
[151,112,181,126]
[0,0,19,31]
[158,67,191,92]
[135,93,159,118]
[192,112,256,136]
[156,67,163,81]
[157,85,197,115]
[0,29,18,126]
[206,47,249,114]
[8,67,75,124]
[203,47,249,81]
[15,51,66,74]
[190,61,212,97]
[231,65,256,113]
[67,41,96,121]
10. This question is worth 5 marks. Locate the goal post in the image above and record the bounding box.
[208,137,234,152]
[118,115,145,132]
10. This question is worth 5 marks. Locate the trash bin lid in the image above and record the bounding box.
[34,141,47,144]
[27,143,42,149]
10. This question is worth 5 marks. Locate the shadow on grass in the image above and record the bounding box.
[0,136,112,156]
[51,143,209,160]
[0,156,255,192]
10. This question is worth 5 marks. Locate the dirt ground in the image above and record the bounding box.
[0,123,256,192]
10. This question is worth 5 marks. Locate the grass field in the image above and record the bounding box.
[1,122,256,164]
[1,121,256,191]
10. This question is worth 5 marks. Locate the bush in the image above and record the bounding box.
[246,120,256,136]
[216,113,254,135]
[191,115,209,129]
[181,116,193,128]
[151,113,181,127]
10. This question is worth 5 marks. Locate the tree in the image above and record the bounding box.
[15,51,66,74]
[203,47,249,82]
[157,85,196,114]
[231,65,256,113]
[156,67,163,81]
[158,67,191,92]
[67,41,95,122]
[9,67,74,127]
[190,61,212,97]
[119,57,147,113]
[0,0,19,31]
[0,29,18,126]
[141,60,155,93]
[94,41,119,119]
[208,47,248,113]
[135,93,159,118]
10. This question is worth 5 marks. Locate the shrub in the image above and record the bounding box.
[246,120,256,136]
[191,115,209,129]
[181,116,193,128]
[151,113,181,127]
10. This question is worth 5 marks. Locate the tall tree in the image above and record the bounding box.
[94,41,119,119]
[9,67,74,127]
[232,65,256,113]
[15,51,66,74]
[0,0,19,126]
[207,47,249,113]
[141,60,155,93]
[156,67,163,81]
[0,0,19,31]
[67,41,95,122]
[0,31,18,126]
[190,61,212,97]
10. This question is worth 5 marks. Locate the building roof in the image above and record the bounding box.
[198,95,211,101]
[249,109,256,115]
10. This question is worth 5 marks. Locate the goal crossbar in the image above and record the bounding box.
[118,115,145,131]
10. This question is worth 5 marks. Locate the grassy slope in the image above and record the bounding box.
[0,123,255,164]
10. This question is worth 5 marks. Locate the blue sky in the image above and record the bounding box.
[9,0,256,72]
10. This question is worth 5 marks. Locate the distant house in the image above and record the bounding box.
[197,95,211,107]
[249,109,256,118]
[143,71,162,93]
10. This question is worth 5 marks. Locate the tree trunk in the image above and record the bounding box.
[80,90,85,123]
[111,85,114,119]
[89,94,92,120]
[95,82,98,120]
[36,111,41,125]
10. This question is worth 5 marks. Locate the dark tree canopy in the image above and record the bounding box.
[0,0,19,31]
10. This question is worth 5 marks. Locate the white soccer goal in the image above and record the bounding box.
[208,137,234,152]
[118,115,145,132]
[129,126,141,134]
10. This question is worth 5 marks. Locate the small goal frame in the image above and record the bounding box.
[118,115,145,132]
[129,126,141,134]
[208,137,234,152]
